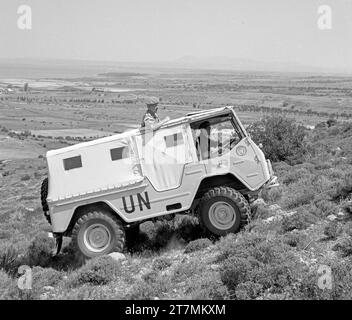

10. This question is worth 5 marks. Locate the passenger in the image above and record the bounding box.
[141,96,169,130]
[196,121,218,160]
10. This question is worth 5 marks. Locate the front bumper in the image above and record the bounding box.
[264,175,279,189]
[264,159,279,189]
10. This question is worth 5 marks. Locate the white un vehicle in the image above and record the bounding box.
[41,106,278,258]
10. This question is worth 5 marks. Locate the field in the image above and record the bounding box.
[1,64,352,300]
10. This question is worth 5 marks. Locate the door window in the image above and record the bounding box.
[192,115,243,161]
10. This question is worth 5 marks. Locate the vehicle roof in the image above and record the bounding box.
[46,106,234,157]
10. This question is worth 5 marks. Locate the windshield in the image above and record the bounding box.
[191,113,244,160]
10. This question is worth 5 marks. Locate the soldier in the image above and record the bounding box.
[141,96,169,130]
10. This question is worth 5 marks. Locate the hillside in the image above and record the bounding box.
[0,118,352,300]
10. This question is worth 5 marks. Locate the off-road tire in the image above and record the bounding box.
[40,178,50,223]
[41,178,49,212]
[71,210,125,259]
[198,187,250,236]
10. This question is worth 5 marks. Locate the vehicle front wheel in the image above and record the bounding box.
[198,187,250,236]
[71,210,125,259]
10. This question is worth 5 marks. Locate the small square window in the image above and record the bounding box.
[164,132,183,148]
[63,156,82,171]
[110,146,128,161]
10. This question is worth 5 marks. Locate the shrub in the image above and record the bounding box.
[292,260,352,299]
[330,172,352,201]
[281,168,311,185]
[247,115,307,164]
[32,266,63,289]
[261,187,282,203]
[20,174,31,181]
[332,237,352,257]
[126,276,172,300]
[324,222,341,240]
[152,221,175,249]
[187,272,229,300]
[283,231,309,249]
[171,260,203,282]
[281,210,318,233]
[235,281,264,300]
[0,244,20,274]
[175,215,203,242]
[26,232,55,267]
[313,200,338,218]
[0,229,11,240]
[152,256,172,271]
[68,255,120,287]
[184,238,212,254]
[219,233,307,299]
[0,270,13,299]
[282,188,315,210]
[342,221,352,238]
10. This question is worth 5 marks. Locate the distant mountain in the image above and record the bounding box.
[168,55,337,74]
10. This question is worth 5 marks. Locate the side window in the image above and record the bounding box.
[63,155,82,171]
[191,115,243,160]
[110,146,129,161]
[164,132,184,148]
[211,117,242,147]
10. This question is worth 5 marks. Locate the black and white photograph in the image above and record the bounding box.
[0,0,352,305]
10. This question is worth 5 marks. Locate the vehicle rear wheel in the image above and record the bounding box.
[40,177,50,223]
[71,210,125,259]
[198,187,250,236]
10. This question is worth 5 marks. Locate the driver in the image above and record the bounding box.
[195,121,219,160]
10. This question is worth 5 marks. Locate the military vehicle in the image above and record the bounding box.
[41,106,278,258]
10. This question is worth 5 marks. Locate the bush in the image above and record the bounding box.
[152,221,175,249]
[0,270,13,299]
[281,168,311,185]
[282,187,316,210]
[188,272,229,300]
[324,222,341,240]
[332,237,352,257]
[32,266,63,289]
[281,210,318,232]
[175,215,203,242]
[292,260,352,300]
[20,174,31,181]
[330,172,352,201]
[26,232,55,267]
[235,281,264,300]
[313,200,338,218]
[261,188,282,203]
[219,233,307,299]
[184,238,212,254]
[152,256,172,271]
[247,115,307,164]
[68,255,120,287]
[126,277,172,300]
[0,244,19,274]
[283,231,309,249]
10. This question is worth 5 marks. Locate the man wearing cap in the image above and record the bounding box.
[141,96,169,130]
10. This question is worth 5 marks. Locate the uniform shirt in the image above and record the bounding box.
[141,111,160,128]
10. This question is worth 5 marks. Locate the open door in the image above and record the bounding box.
[134,124,193,192]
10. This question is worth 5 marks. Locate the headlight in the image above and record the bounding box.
[236,146,247,156]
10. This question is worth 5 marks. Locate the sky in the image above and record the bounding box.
[0,0,352,71]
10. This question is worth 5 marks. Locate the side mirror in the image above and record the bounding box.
[259,143,263,149]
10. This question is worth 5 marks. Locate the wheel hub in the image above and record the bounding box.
[83,224,111,253]
[209,201,236,230]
